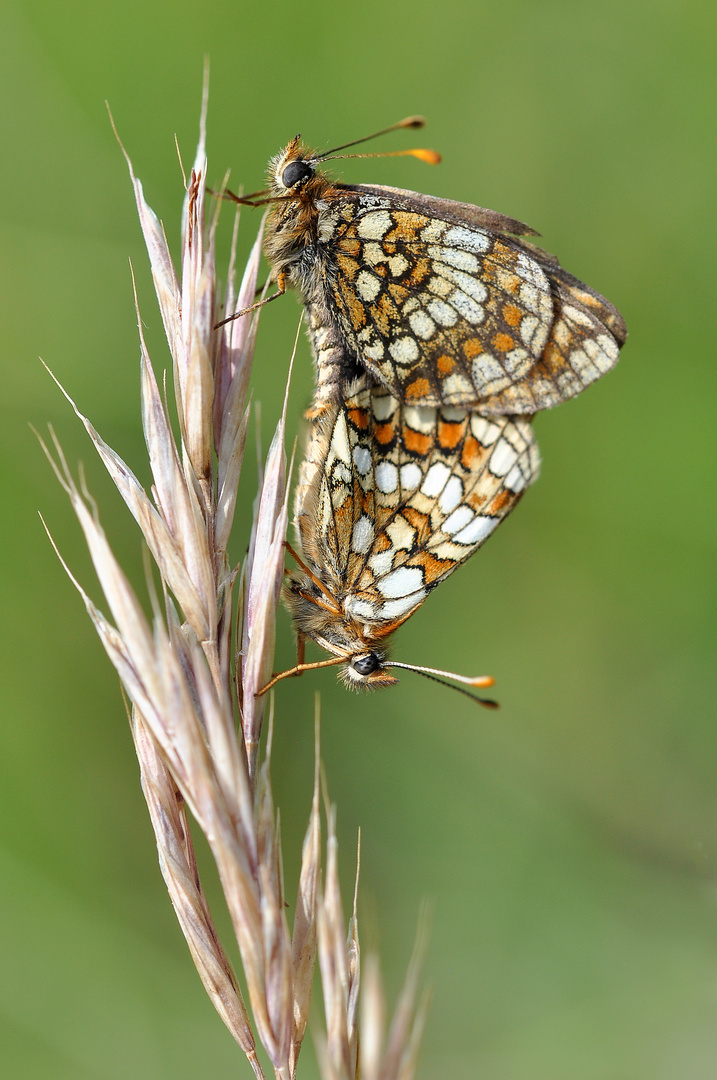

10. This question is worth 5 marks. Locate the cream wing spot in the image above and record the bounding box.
[419,220,446,242]
[441,372,475,399]
[388,336,420,366]
[386,516,416,550]
[356,270,381,302]
[448,289,484,325]
[377,566,425,599]
[329,413,351,465]
[372,393,398,420]
[363,241,386,265]
[388,254,409,277]
[363,340,385,361]
[408,310,437,340]
[356,210,393,239]
[427,299,458,327]
[427,275,453,299]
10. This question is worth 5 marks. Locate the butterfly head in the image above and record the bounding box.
[283,568,400,690]
[268,136,322,196]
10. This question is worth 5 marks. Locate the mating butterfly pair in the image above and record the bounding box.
[243,120,626,698]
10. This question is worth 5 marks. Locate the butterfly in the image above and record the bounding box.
[226,118,627,419]
[258,375,540,702]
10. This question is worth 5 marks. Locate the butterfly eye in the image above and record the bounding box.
[281,159,314,189]
[351,652,381,676]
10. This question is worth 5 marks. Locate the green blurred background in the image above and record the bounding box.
[2,0,716,1076]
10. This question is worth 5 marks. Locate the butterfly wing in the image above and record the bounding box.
[323,191,625,412]
[297,378,540,629]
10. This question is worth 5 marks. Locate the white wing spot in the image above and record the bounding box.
[352,516,375,554]
[378,592,426,619]
[352,445,372,474]
[357,210,393,239]
[444,225,490,252]
[421,461,451,496]
[490,437,519,476]
[452,515,499,545]
[505,347,531,376]
[344,596,376,619]
[375,461,399,494]
[439,475,464,513]
[433,262,488,303]
[377,566,425,599]
[563,304,594,328]
[471,415,501,445]
[471,353,508,388]
[404,405,438,433]
[504,464,527,492]
[442,505,474,535]
[369,549,394,577]
[400,462,422,490]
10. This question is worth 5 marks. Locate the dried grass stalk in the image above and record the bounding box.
[40,84,430,1080]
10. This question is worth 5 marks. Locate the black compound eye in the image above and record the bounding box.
[281,159,314,189]
[352,653,381,677]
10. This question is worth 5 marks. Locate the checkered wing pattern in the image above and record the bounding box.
[327,198,625,412]
[296,379,540,628]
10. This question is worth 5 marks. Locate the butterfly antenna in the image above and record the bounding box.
[312,116,426,159]
[386,662,499,709]
[312,116,440,166]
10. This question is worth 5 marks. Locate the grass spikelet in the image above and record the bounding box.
[41,79,431,1079]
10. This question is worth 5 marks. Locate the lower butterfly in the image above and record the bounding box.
[259,376,540,704]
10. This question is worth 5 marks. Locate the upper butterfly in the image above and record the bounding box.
[244,118,627,417]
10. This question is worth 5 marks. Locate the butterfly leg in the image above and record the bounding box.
[214,271,287,329]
